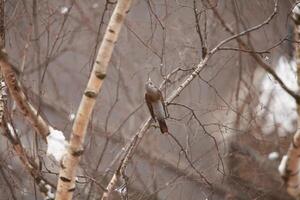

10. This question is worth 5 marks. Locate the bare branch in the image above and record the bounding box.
[209,0,278,55]
[1,113,55,199]
[0,52,50,139]
[101,55,212,200]
[101,2,282,198]
[210,0,300,104]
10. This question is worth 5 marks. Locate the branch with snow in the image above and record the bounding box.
[46,127,68,162]
[1,117,56,199]
[0,49,50,139]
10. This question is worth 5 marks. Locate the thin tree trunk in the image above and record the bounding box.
[55,0,132,199]
[279,4,300,198]
[0,0,5,124]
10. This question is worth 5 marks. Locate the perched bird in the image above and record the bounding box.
[145,78,168,133]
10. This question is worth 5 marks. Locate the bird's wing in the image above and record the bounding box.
[158,90,168,118]
[145,93,156,121]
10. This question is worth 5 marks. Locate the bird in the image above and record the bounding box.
[145,78,168,133]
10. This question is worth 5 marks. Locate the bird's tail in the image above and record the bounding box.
[158,119,168,134]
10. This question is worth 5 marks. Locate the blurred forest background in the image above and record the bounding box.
[0,0,298,199]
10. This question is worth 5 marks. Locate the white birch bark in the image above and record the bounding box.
[279,3,300,199]
[55,0,132,199]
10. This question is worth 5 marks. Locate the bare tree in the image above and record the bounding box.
[0,0,298,200]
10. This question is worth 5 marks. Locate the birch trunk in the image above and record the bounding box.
[279,3,300,199]
[55,0,132,199]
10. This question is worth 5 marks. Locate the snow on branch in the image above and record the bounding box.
[0,49,50,139]
[6,122,17,140]
[278,155,288,176]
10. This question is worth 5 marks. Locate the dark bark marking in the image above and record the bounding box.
[60,176,71,182]
[95,71,106,80]
[84,91,97,98]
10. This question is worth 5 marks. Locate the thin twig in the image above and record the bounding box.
[167,132,211,186]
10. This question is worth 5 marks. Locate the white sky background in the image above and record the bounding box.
[257,56,298,136]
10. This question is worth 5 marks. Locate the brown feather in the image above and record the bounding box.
[158,119,168,133]
[159,90,168,118]
[145,93,156,121]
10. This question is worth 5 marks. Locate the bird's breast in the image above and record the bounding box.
[152,101,166,120]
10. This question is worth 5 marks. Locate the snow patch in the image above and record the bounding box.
[60,6,69,15]
[46,127,68,161]
[278,155,288,176]
[293,4,300,16]
[69,113,75,121]
[115,185,127,196]
[45,184,54,200]
[12,100,16,111]
[268,151,279,161]
[7,122,16,138]
[257,56,298,136]
[264,56,269,61]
